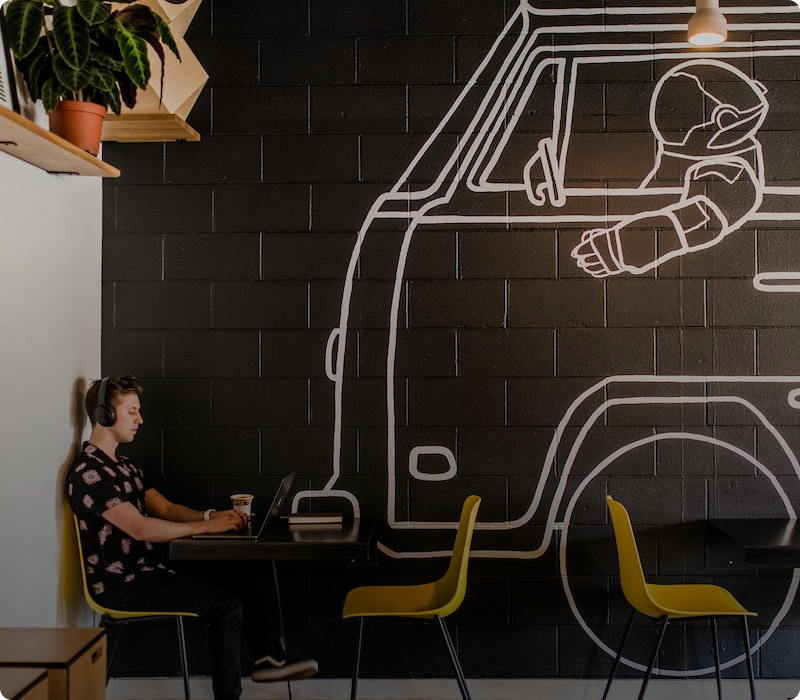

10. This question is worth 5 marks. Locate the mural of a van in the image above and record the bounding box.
[292,1,800,676]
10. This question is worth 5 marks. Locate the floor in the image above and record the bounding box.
[106,677,800,700]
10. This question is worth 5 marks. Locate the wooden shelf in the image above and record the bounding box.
[0,104,120,177]
[102,113,201,143]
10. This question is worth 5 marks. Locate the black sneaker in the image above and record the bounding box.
[251,654,318,682]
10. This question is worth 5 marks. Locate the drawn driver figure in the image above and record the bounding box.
[572,59,769,277]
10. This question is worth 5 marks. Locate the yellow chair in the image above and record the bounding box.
[73,514,200,700]
[604,496,757,700]
[342,495,481,700]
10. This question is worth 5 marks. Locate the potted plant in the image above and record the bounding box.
[3,0,180,155]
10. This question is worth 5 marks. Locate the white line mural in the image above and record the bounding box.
[290,0,800,675]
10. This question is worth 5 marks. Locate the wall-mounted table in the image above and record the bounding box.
[168,518,377,659]
[707,518,800,566]
[706,518,800,700]
[168,517,376,563]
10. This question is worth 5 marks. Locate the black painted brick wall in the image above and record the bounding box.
[101,0,800,681]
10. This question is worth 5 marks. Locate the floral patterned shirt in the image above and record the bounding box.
[67,442,167,598]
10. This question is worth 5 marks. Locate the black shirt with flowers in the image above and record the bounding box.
[67,442,168,599]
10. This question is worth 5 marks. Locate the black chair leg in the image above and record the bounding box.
[603,608,636,700]
[103,617,124,686]
[350,617,364,700]
[741,617,757,700]
[176,617,192,700]
[436,615,472,700]
[638,616,669,700]
[712,619,722,700]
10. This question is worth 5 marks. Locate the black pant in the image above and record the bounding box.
[97,566,282,700]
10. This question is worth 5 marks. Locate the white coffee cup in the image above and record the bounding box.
[230,493,254,517]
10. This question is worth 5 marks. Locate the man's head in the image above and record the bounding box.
[86,375,143,427]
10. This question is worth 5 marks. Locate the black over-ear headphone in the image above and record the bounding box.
[93,377,116,427]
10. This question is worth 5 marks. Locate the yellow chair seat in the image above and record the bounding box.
[645,582,755,619]
[85,599,200,621]
[343,580,459,619]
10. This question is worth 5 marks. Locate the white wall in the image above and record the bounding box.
[0,149,102,626]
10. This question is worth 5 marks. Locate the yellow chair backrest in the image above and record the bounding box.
[606,496,664,619]
[432,495,481,617]
[60,500,86,624]
[72,514,115,618]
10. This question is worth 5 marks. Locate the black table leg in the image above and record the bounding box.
[272,560,293,700]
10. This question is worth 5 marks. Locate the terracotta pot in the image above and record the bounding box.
[48,101,107,156]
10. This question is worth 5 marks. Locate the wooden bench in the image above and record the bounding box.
[0,628,105,700]
[0,667,49,700]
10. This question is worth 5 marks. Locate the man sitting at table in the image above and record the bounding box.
[67,375,317,700]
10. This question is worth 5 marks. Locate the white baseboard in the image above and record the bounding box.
[106,677,800,700]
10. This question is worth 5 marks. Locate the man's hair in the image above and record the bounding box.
[85,375,143,425]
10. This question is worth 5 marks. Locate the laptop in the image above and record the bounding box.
[192,470,297,541]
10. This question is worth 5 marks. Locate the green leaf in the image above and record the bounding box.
[76,0,110,26]
[153,13,180,61]
[41,76,61,112]
[117,72,137,110]
[53,54,91,93]
[5,0,45,60]
[52,5,91,70]
[115,4,157,32]
[105,84,121,116]
[114,25,150,90]
[87,63,115,93]
[91,52,124,73]
[18,39,50,99]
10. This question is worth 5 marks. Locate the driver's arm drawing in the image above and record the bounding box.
[571,60,768,278]
[572,154,762,277]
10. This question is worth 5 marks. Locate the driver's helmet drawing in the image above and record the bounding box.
[572,59,769,278]
[652,60,769,156]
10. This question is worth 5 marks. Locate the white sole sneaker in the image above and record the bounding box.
[251,657,319,683]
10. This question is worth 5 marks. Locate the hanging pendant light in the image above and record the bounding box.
[688,0,728,46]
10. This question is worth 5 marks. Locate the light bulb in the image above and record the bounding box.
[688,0,728,46]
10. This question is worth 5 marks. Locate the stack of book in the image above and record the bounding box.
[287,512,343,529]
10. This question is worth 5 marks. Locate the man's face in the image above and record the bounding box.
[109,392,143,443]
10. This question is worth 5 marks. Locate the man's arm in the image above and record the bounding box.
[145,488,214,523]
[101,489,247,543]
